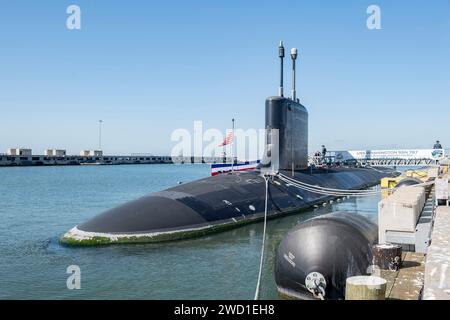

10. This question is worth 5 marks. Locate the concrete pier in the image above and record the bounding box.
[382,252,425,300]
[0,154,232,167]
[423,206,450,300]
[375,168,450,300]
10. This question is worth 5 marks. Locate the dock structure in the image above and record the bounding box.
[318,149,448,168]
[0,154,232,167]
[379,180,434,253]
[375,167,450,300]
[423,205,450,300]
[382,252,425,300]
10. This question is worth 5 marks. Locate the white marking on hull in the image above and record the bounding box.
[63,224,219,243]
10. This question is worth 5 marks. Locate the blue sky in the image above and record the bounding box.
[0,0,449,155]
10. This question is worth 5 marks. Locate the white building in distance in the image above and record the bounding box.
[6,148,32,156]
[80,150,103,157]
[45,149,66,157]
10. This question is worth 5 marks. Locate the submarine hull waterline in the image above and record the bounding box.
[61,167,394,245]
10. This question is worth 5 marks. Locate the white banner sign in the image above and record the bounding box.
[334,149,445,161]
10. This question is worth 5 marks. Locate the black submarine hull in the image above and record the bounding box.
[61,167,394,245]
[61,43,395,246]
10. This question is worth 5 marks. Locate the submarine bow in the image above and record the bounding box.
[61,167,392,245]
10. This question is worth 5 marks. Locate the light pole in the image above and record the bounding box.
[98,120,103,150]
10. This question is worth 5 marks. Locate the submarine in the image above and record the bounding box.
[61,42,396,246]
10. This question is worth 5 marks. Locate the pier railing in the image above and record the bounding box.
[310,150,445,167]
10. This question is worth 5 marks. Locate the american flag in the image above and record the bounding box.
[218,131,234,147]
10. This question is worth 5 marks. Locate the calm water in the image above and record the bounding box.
[0,164,381,299]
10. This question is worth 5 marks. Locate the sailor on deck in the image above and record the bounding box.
[433,140,442,149]
[321,145,327,163]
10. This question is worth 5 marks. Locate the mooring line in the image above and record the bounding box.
[254,174,270,300]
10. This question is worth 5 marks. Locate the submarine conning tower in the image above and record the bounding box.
[264,42,308,171]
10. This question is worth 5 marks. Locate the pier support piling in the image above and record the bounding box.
[372,244,402,271]
[345,276,387,300]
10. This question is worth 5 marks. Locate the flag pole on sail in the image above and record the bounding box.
[222,131,226,164]
[231,118,235,172]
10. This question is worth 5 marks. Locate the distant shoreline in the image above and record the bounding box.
[0,154,231,167]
